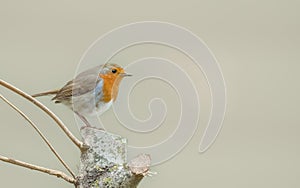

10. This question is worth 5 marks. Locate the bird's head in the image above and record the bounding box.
[100,63,132,79]
[98,63,131,102]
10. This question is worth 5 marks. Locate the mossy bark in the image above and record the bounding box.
[76,127,150,188]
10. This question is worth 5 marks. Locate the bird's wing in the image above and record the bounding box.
[52,65,104,102]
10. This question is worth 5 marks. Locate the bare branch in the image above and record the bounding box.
[0,79,86,151]
[0,155,76,184]
[0,94,75,178]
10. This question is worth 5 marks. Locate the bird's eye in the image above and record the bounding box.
[111,69,117,74]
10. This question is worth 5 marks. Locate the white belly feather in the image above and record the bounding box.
[63,90,113,117]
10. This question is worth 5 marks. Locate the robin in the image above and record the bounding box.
[32,63,131,127]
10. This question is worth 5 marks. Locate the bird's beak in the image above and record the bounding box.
[121,72,132,77]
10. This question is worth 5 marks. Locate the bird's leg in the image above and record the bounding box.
[74,111,92,127]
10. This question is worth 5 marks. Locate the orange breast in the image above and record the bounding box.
[99,74,122,103]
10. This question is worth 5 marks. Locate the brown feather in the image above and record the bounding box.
[32,90,60,97]
[51,65,105,103]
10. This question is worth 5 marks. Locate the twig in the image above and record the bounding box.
[0,155,76,184]
[0,94,75,178]
[0,79,86,150]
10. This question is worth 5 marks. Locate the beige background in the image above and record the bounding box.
[1,0,299,187]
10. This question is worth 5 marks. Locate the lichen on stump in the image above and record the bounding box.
[77,127,151,188]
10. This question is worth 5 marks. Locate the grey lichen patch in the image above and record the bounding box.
[77,127,151,188]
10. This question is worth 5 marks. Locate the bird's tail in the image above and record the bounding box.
[32,89,60,97]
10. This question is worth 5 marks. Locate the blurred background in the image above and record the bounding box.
[0,0,299,187]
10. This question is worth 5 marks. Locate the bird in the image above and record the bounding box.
[32,63,131,127]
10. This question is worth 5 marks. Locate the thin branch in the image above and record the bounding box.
[0,79,86,151]
[0,155,76,184]
[0,94,75,178]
